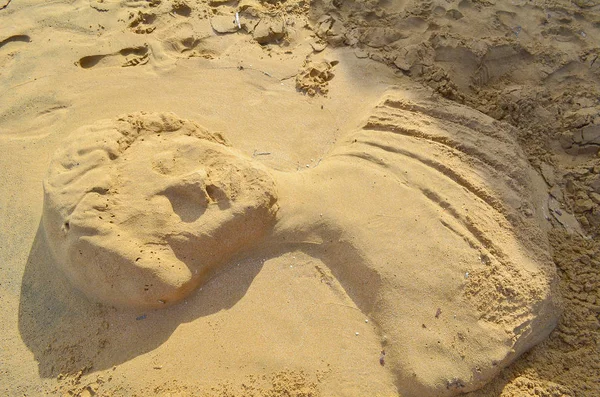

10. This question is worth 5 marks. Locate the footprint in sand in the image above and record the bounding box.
[0,34,31,76]
[0,96,70,138]
[126,1,191,34]
[90,0,162,11]
[0,34,30,49]
[156,22,218,60]
[77,45,150,69]
[128,10,158,34]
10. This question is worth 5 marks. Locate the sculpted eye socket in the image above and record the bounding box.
[160,179,209,223]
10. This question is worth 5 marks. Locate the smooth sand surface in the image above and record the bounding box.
[2,0,600,396]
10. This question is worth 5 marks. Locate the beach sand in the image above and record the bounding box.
[1,0,599,396]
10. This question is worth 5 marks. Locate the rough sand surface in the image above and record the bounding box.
[1,0,600,396]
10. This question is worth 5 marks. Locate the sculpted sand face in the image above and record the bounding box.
[42,90,558,396]
[42,112,278,308]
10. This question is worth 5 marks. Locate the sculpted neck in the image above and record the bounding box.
[270,167,337,245]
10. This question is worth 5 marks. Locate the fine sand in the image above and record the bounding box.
[1,0,600,396]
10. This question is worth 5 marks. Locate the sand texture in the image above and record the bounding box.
[2,0,600,396]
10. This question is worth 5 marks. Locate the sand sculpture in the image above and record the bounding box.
[42,87,558,396]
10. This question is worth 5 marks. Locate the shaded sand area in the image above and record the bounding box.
[1,0,600,396]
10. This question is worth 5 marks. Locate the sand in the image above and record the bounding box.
[1,0,599,396]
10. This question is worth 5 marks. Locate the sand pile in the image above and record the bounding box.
[1,0,599,396]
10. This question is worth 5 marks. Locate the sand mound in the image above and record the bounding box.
[341,89,559,395]
[259,86,561,396]
[42,112,278,308]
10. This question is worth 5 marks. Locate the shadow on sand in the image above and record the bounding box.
[17,219,378,379]
[17,221,266,378]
